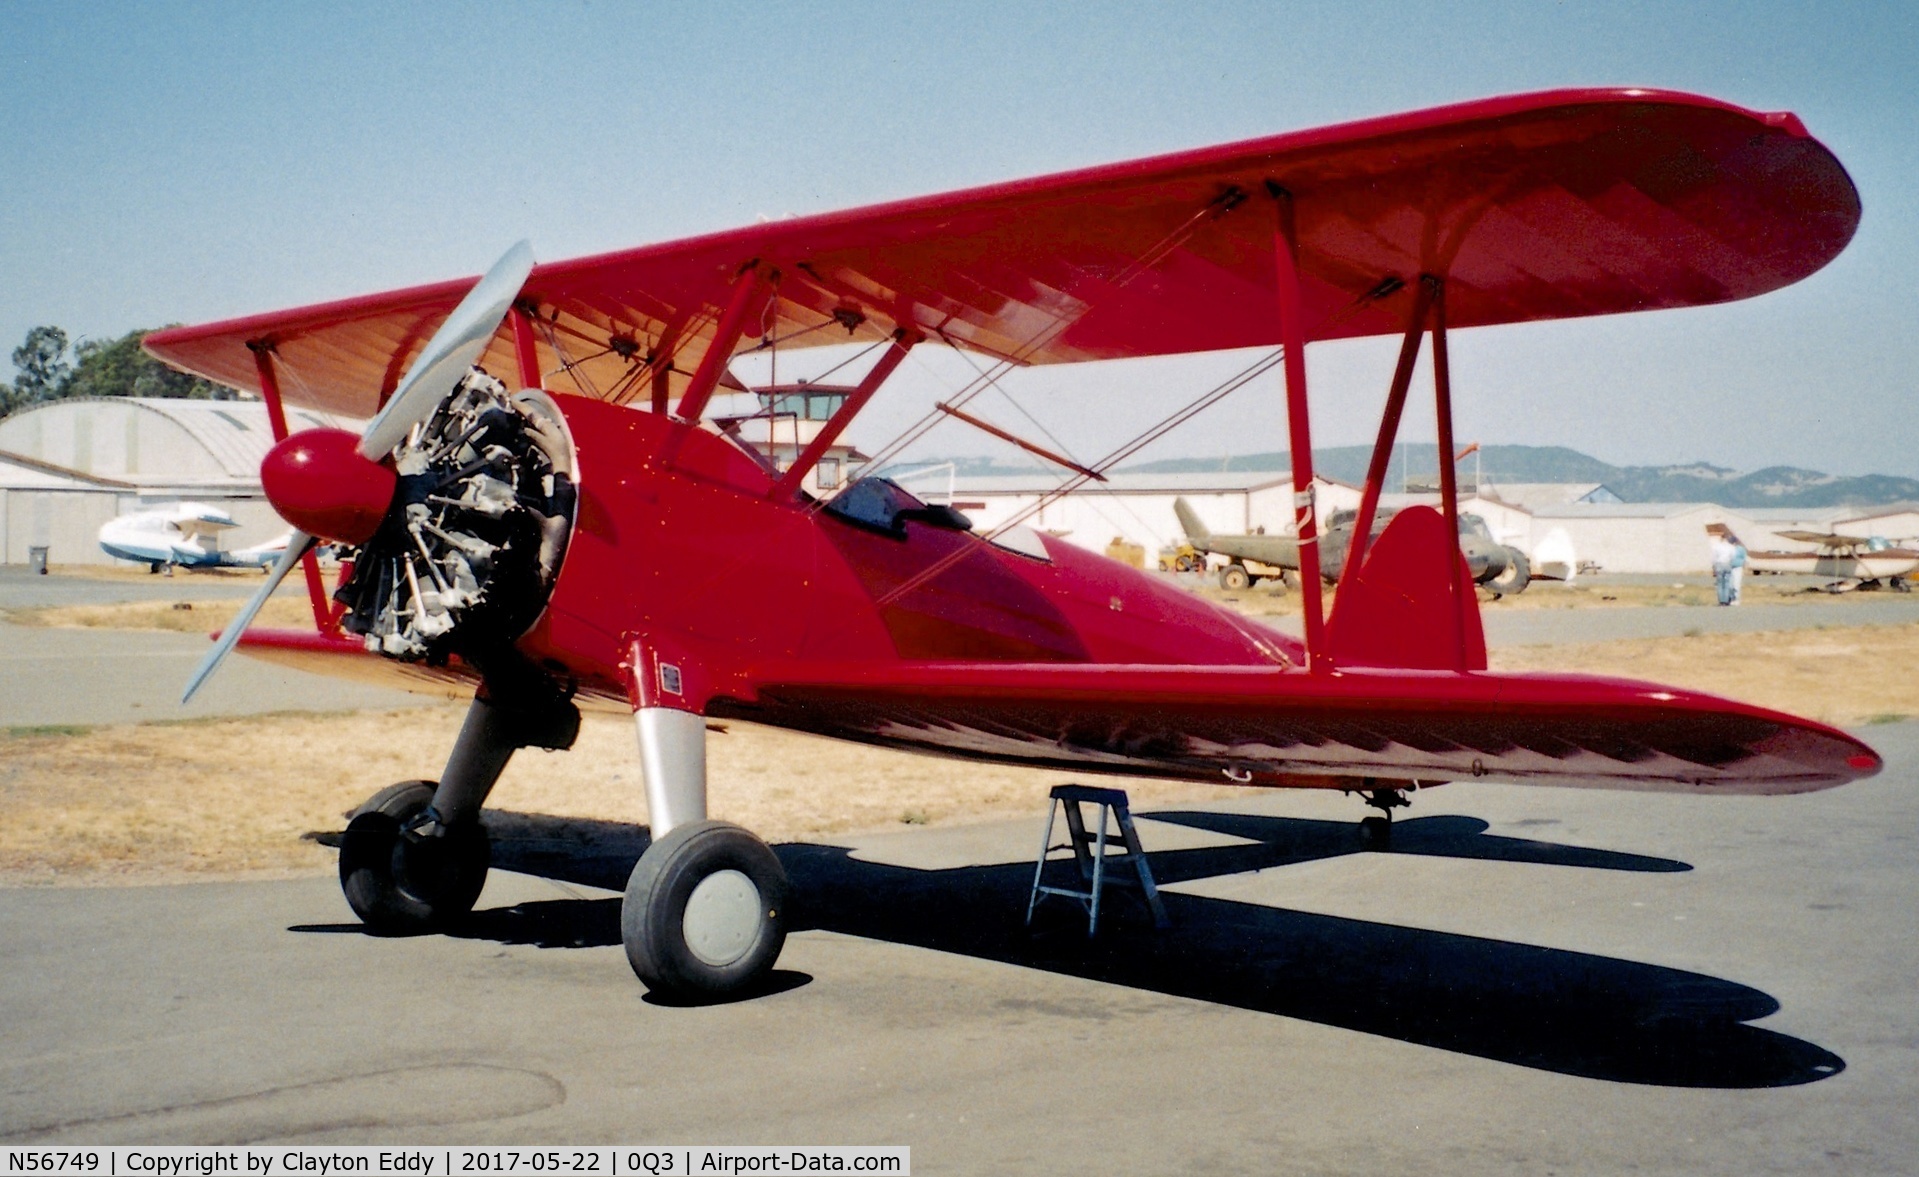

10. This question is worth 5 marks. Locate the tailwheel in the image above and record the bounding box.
[339,781,490,934]
[622,820,788,1003]
[1357,786,1411,848]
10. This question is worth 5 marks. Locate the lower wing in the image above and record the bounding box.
[230,630,1879,796]
[720,662,1879,797]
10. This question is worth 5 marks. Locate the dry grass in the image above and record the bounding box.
[6,596,319,633]
[0,709,1243,887]
[1490,621,1919,729]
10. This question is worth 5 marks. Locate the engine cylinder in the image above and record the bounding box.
[334,371,577,662]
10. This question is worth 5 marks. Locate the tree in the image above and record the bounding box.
[1,324,238,418]
[63,328,236,401]
[11,326,71,404]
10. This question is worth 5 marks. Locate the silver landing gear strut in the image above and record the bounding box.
[621,705,789,1003]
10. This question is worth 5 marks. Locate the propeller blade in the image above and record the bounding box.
[180,530,318,704]
[358,240,536,461]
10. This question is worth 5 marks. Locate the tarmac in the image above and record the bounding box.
[0,567,420,726]
[2,567,1918,1171]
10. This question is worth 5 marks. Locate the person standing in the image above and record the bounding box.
[1710,528,1736,606]
[1728,531,1748,605]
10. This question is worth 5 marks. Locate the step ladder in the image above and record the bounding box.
[1025,784,1169,936]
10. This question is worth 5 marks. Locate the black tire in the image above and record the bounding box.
[339,780,490,934]
[1220,564,1252,591]
[1486,549,1530,597]
[1359,816,1392,848]
[622,820,788,1002]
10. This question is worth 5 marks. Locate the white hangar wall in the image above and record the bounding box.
[934,472,1346,560]
[0,398,356,565]
[1524,505,1741,574]
[935,466,1886,576]
[1836,505,1919,544]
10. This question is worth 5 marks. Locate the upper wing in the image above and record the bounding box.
[1774,530,1855,549]
[145,88,1858,418]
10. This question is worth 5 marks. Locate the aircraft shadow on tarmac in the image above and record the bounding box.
[303,808,1844,1090]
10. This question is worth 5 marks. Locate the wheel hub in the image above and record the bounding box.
[682,869,762,967]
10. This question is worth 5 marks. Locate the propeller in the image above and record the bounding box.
[181,241,536,704]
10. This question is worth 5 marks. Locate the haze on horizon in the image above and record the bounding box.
[3,1,1913,478]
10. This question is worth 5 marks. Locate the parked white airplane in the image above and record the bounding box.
[98,503,290,573]
[1747,531,1918,592]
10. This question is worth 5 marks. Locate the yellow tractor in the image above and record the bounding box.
[1157,542,1206,573]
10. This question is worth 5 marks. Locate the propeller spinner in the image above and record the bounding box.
[181,242,539,703]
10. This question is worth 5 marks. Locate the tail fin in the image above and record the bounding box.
[1172,497,1210,541]
[1325,506,1486,671]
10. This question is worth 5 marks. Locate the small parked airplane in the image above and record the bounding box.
[1173,497,1533,595]
[143,88,1877,1002]
[1748,531,1918,592]
[97,503,290,574]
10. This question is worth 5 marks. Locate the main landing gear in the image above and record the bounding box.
[619,706,790,1003]
[622,820,788,999]
[336,673,787,1001]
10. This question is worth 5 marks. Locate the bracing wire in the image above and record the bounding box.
[871,280,1394,609]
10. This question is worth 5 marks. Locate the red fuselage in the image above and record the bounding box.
[238,393,1879,795]
[531,395,1298,708]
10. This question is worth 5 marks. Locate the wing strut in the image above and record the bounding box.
[772,327,922,499]
[250,342,335,634]
[930,400,1107,483]
[1338,278,1435,589]
[508,304,543,389]
[1271,187,1326,669]
[1328,275,1477,671]
[1429,281,1475,670]
[675,264,765,424]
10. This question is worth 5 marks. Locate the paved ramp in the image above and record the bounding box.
[4,724,1916,1171]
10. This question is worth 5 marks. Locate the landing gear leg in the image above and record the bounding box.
[1358,786,1411,848]
[340,682,578,934]
[622,707,788,1002]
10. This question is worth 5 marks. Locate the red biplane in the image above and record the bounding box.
[145,88,1876,1002]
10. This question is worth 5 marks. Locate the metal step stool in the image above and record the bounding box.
[1025,784,1169,935]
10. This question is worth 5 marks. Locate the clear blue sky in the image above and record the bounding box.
[3,1,1915,476]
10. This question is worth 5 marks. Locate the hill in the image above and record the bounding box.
[1119,444,1919,508]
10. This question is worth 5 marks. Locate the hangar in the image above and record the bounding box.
[923,469,1356,564]
[1836,503,1919,544]
[936,466,1874,577]
[0,397,350,565]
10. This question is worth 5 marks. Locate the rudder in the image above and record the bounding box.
[1325,506,1486,671]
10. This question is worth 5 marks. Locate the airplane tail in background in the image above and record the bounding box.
[1326,506,1487,671]
[1173,497,1210,542]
